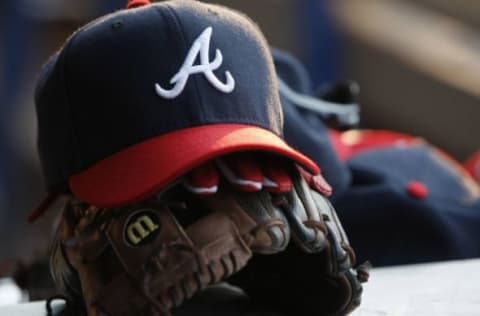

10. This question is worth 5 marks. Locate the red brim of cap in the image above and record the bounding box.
[69,124,319,207]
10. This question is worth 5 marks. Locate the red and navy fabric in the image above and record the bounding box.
[465,150,480,184]
[275,48,480,266]
[33,1,319,213]
[335,144,480,266]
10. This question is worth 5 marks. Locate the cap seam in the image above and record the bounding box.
[54,10,130,183]
[58,33,84,185]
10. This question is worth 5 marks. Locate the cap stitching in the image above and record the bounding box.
[57,32,85,185]
[36,14,113,190]
[55,11,138,178]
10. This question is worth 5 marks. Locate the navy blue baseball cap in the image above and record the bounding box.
[32,0,318,216]
[334,141,480,266]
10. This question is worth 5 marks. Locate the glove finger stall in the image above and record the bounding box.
[201,188,291,254]
[282,173,328,253]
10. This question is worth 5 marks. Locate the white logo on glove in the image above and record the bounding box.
[155,26,235,99]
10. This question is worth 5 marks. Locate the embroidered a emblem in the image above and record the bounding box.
[155,26,235,99]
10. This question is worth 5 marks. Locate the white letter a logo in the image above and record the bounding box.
[155,27,235,99]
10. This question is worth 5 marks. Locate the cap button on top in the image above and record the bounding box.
[127,0,151,9]
[406,181,428,199]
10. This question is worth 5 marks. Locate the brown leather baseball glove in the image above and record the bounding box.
[49,154,368,316]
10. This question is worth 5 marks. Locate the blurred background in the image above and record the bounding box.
[0,0,479,303]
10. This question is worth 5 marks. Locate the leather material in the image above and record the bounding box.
[230,173,368,316]
[49,168,366,316]
[51,186,290,316]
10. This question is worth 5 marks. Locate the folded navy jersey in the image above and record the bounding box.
[273,48,480,266]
